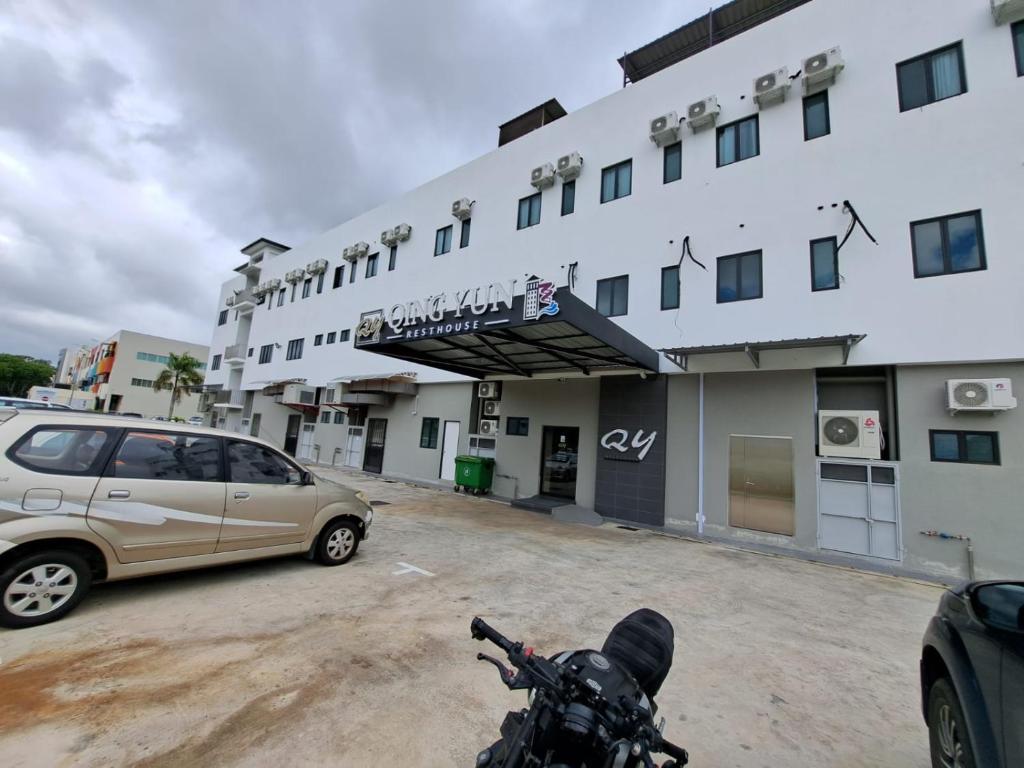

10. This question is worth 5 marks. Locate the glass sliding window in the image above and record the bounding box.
[434,225,453,255]
[258,344,273,364]
[596,275,629,317]
[561,180,575,215]
[339,329,350,342]
[365,252,378,277]
[349,262,356,283]
[388,245,397,271]
[460,218,471,248]
[316,273,325,293]
[661,265,680,310]
[929,430,999,465]
[911,210,985,278]
[420,417,439,449]
[211,354,221,371]
[333,265,344,288]
[517,193,541,229]
[326,332,336,344]
[278,289,286,306]
[1015,21,1024,77]
[302,279,312,299]
[600,160,632,203]
[717,251,763,303]
[810,237,839,291]
[217,309,228,326]
[897,43,966,111]
[803,91,830,140]
[663,142,682,183]
[286,338,303,360]
[314,334,323,346]
[716,116,759,167]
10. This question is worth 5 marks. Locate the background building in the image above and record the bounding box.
[203,0,1024,581]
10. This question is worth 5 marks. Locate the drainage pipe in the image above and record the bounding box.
[697,372,705,535]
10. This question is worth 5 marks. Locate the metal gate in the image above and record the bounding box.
[817,459,901,560]
[362,418,387,474]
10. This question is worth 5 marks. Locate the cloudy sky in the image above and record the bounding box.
[0,0,706,362]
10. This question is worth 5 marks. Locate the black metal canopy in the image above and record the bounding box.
[355,288,661,379]
[661,334,865,371]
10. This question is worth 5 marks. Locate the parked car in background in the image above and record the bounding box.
[0,409,373,629]
[920,581,1024,768]
[0,397,72,410]
[187,416,205,426]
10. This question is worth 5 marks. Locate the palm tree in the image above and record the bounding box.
[153,352,205,420]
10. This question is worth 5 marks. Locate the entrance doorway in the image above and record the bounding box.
[298,423,316,461]
[344,427,364,468]
[440,420,460,481]
[540,426,579,499]
[728,435,795,536]
[284,414,301,456]
[363,418,387,474]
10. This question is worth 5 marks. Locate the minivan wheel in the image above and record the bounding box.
[315,520,360,566]
[928,677,976,768]
[0,551,92,629]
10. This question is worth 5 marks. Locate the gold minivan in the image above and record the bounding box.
[0,409,373,628]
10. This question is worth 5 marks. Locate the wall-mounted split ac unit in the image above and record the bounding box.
[393,223,412,241]
[225,295,235,307]
[281,384,317,406]
[686,97,720,131]
[946,379,1017,412]
[482,400,501,417]
[451,198,473,220]
[802,47,844,93]
[530,163,555,189]
[478,418,499,436]
[265,277,281,290]
[478,381,501,399]
[819,410,881,459]
[284,269,304,283]
[992,0,1024,25]
[753,67,791,108]
[649,112,680,147]
[556,152,583,181]
[305,258,328,275]
[380,228,397,246]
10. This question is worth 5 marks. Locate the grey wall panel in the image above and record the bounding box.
[664,375,700,531]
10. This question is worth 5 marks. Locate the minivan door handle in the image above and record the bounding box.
[234,491,250,500]
[108,490,131,499]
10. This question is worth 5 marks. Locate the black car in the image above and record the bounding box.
[920,580,1024,767]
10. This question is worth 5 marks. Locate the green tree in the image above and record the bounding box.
[152,352,205,420]
[0,354,55,397]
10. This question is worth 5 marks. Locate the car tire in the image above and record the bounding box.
[315,520,360,566]
[927,677,976,768]
[0,550,92,629]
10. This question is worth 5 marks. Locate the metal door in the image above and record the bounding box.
[283,414,301,456]
[362,418,387,474]
[817,460,900,560]
[440,420,460,481]
[728,435,795,536]
[298,424,315,461]
[540,426,579,499]
[344,427,363,468]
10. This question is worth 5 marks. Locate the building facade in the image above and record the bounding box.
[203,0,1024,581]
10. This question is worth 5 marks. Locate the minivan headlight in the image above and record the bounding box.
[355,490,371,509]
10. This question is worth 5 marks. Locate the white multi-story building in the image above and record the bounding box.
[204,0,1024,580]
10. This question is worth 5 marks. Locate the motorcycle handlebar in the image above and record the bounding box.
[656,738,689,765]
[471,617,514,653]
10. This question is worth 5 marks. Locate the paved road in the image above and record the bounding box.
[0,469,940,767]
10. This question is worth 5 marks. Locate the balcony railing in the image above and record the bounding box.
[213,390,245,408]
[227,288,257,314]
[224,344,246,365]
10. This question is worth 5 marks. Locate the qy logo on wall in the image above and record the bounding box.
[600,429,658,462]
[355,309,385,345]
[523,277,559,321]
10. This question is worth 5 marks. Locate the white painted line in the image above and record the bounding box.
[483,319,510,326]
[392,561,435,577]
[386,334,404,340]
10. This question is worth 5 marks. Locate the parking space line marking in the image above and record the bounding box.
[392,562,434,577]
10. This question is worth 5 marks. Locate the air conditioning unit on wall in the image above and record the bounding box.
[530,163,555,189]
[686,97,720,131]
[946,379,1017,412]
[478,382,501,399]
[802,47,844,93]
[819,410,881,459]
[479,418,499,435]
[451,198,473,220]
[393,223,412,241]
[992,0,1024,25]
[649,112,680,147]
[556,152,583,181]
[482,400,500,417]
[753,67,791,108]
[380,228,397,246]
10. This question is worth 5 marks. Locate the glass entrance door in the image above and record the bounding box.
[540,426,579,499]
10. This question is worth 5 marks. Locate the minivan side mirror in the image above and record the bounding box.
[971,582,1024,634]
[301,470,315,486]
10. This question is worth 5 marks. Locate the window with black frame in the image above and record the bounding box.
[803,91,830,140]
[388,245,397,271]
[517,193,541,229]
[258,344,273,364]
[333,265,344,288]
[663,142,681,183]
[561,180,575,216]
[896,42,966,111]
[435,225,453,255]
[596,275,629,317]
[420,417,439,449]
[930,430,999,465]
[1015,21,1024,76]
[661,265,680,309]
[810,237,839,291]
[365,253,379,278]
[911,210,985,278]
[460,219,471,248]
[717,116,759,167]
[717,251,762,303]
[506,417,529,436]
[600,160,632,203]
[286,338,303,360]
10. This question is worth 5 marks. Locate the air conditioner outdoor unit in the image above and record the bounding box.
[649,111,680,147]
[352,242,369,259]
[556,152,583,181]
[530,163,555,189]
[284,269,304,283]
[241,418,251,429]
[451,198,473,220]
[753,67,791,108]
[394,223,412,241]
[992,0,1024,24]
[478,381,501,399]
[225,295,235,307]
[482,400,501,417]
[380,228,397,246]
[946,379,1017,412]
[802,47,844,93]
[819,410,881,460]
[281,384,317,406]
[686,97,720,131]
[479,418,499,436]
[266,277,281,290]
[306,258,328,275]
[342,246,357,262]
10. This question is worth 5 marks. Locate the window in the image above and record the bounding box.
[717,250,763,303]
[911,210,985,278]
[600,160,632,203]
[301,278,312,299]
[517,193,541,229]
[810,237,839,291]
[333,411,344,425]
[326,332,336,344]
[290,283,296,302]
[10,428,111,475]
[247,347,254,358]
[339,329,351,342]
[434,225,453,256]
[596,275,629,317]
[112,432,222,481]
[365,252,379,278]
[316,272,325,294]
[278,289,286,307]
[561,180,575,216]
[460,218,471,248]
[286,338,304,360]
[217,309,228,326]
[131,377,156,388]
[227,441,301,484]
[137,352,174,365]
[1015,21,1024,76]
[661,265,680,310]
[333,265,344,288]
[388,245,397,271]
[314,334,323,346]
[258,344,273,364]
[419,417,439,449]
[506,417,529,436]
[897,43,966,111]
[803,91,830,140]
[320,411,330,424]
[929,430,999,465]
[663,142,682,183]
[211,354,222,371]
[717,116,759,167]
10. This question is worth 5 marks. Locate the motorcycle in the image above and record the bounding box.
[471,609,688,768]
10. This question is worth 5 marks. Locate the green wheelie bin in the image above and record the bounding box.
[453,455,495,495]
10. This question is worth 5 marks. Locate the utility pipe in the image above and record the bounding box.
[697,372,705,535]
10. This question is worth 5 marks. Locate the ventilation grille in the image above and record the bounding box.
[823,416,859,446]
[953,382,989,407]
